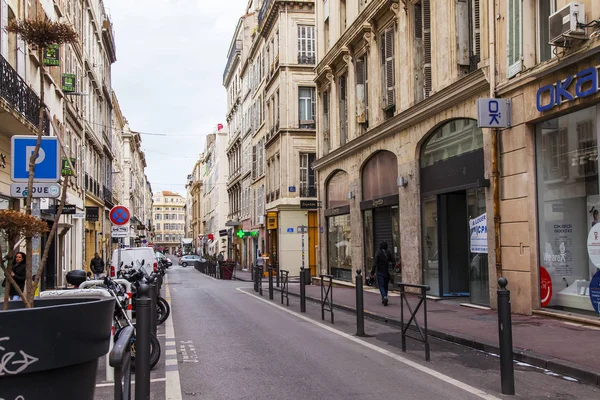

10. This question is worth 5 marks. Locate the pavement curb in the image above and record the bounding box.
[269,286,600,387]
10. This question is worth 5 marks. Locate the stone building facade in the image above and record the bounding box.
[152,191,186,254]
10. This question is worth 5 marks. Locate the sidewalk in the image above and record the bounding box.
[233,269,600,386]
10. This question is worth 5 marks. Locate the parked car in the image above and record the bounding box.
[179,254,205,267]
[110,247,158,277]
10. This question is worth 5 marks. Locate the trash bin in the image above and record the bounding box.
[221,263,234,280]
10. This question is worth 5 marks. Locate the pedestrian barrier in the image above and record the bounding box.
[355,269,365,336]
[280,269,289,306]
[300,267,307,313]
[109,325,133,400]
[497,278,515,395]
[320,274,334,323]
[268,266,274,300]
[398,282,430,361]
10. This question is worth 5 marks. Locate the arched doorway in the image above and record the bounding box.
[361,151,401,283]
[420,119,489,305]
[325,171,352,281]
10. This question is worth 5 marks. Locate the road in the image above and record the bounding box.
[161,260,599,400]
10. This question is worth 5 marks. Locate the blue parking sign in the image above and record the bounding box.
[11,136,60,182]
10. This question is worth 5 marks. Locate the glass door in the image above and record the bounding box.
[422,195,440,296]
[467,188,489,305]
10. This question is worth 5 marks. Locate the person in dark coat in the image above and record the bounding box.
[8,252,27,300]
[90,252,105,279]
[370,242,394,306]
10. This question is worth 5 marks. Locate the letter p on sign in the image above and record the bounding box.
[25,146,46,172]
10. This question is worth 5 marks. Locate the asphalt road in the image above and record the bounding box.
[166,262,600,400]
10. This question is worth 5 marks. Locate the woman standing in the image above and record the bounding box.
[8,252,26,301]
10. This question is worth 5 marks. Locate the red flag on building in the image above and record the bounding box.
[217,123,224,131]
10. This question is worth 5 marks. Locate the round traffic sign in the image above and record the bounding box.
[110,205,130,226]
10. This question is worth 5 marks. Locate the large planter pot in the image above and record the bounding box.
[0,296,115,400]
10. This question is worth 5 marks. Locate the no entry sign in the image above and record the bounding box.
[110,205,130,226]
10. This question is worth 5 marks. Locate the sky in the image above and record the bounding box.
[104,0,249,195]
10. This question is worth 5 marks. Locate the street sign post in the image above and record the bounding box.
[10,183,60,198]
[11,136,61,182]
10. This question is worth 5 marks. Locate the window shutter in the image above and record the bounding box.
[456,0,470,66]
[323,90,330,137]
[252,145,257,179]
[423,0,432,98]
[1,1,8,58]
[16,37,25,77]
[473,0,481,58]
[507,0,522,78]
[356,57,367,123]
[310,87,316,122]
[385,28,395,107]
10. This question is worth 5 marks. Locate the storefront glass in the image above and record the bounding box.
[328,214,352,281]
[536,104,600,315]
[0,197,13,298]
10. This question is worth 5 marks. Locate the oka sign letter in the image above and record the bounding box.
[536,66,599,112]
[11,136,60,182]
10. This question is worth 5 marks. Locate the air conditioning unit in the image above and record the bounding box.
[549,3,586,46]
[257,215,265,225]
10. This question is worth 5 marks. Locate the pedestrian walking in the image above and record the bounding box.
[370,241,394,306]
[90,252,105,280]
[6,252,27,301]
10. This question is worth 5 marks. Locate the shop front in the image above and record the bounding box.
[325,171,352,281]
[420,119,489,305]
[361,151,401,284]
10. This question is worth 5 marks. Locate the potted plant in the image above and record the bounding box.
[0,17,114,400]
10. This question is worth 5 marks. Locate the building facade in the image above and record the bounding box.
[186,160,203,254]
[314,0,492,304]
[152,191,186,254]
[224,0,318,275]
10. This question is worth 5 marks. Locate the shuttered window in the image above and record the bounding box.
[507,0,522,78]
[339,74,348,145]
[423,0,432,98]
[1,1,8,58]
[322,90,330,137]
[355,55,368,124]
[380,27,395,108]
[298,25,315,64]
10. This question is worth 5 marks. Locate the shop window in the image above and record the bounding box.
[535,105,600,315]
[328,214,352,281]
[326,170,349,209]
[420,119,482,168]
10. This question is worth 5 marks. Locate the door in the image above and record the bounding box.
[373,207,393,256]
[308,211,318,277]
[438,191,470,296]
[467,188,489,305]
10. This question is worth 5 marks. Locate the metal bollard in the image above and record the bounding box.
[300,266,306,313]
[268,266,274,300]
[497,278,515,395]
[253,265,258,292]
[355,269,365,336]
[258,266,263,296]
[276,262,280,287]
[135,283,151,400]
[148,276,158,337]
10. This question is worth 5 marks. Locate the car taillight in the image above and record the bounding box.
[153,262,157,272]
[110,265,115,277]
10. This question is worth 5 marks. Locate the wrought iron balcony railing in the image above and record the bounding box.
[300,186,317,197]
[298,55,316,65]
[103,185,114,207]
[0,55,40,126]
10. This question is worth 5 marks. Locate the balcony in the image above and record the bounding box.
[258,0,273,26]
[300,186,317,197]
[85,173,101,199]
[223,39,242,83]
[298,55,316,65]
[299,120,316,129]
[103,185,114,208]
[0,55,40,126]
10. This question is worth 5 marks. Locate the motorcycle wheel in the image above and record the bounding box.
[157,296,170,325]
[114,327,161,370]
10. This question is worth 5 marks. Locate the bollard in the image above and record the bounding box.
[497,278,515,395]
[276,262,280,287]
[148,276,158,337]
[268,266,274,300]
[135,283,151,400]
[355,269,365,336]
[258,266,263,296]
[300,266,306,313]
[253,265,258,292]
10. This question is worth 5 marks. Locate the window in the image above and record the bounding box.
[456,0,481,74]
[380,27,395,111]
[258,140,264,176]
[537,0,556,63]
[156,223,160,230]
[322,90,330,136]
[156,234,162,241]
[340,0,347,33]
[155,214,162,220]
[300,153,316,197]
[299,87,316,129]
[252,145,257,179]
[507,0,522,77]
[298,25,315,64]
[257,185,264,217]
[355,55,368,126]
[339,74,348,145]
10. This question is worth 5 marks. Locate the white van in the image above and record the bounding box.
[110,247,158,277]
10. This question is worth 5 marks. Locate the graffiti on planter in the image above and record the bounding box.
[0,336,39,375]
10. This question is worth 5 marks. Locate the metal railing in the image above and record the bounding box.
[298,54,316,65]
[109,325,134,400]
[0,54,40,125]
[320,274,334,323]
[299,186,317,197]
[398,282,430,361]
[280,269,289,306]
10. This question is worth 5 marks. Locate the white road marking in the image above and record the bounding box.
[95,377,166,388]
[236,287,501,400]
[164,276,183,400]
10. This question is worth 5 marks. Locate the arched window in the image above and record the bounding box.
[362,151,398,201]
[327,171,349,209]
[420,119,483,168]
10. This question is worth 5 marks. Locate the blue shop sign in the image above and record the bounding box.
[536,66,599,112]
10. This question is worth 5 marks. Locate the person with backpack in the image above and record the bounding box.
[90,252,105,280]
[370,241,394,306]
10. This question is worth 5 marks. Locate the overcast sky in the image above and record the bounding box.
[104,0,248,196]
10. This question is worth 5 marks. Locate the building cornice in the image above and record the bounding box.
[313,69,489,171]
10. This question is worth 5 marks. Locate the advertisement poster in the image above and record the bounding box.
[547,223,573,276]
[469,213,488,253]
[590,270,600,314]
